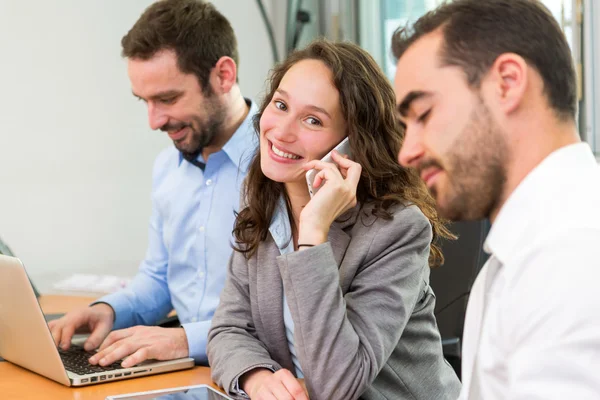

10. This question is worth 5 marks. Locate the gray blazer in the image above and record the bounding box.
[208,203,461,400]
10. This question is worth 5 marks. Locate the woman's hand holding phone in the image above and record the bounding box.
[298,150,362,247]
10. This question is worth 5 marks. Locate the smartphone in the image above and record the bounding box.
[305,137,352,197]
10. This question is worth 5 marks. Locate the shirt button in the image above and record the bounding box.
[191,317,197,322]
[205,179,213,186]
[198,226,205,232]
[198,271,205,279]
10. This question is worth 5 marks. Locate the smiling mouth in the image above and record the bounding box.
[168,127,188,142]
[421,168,442,187]
[271,142,302,160]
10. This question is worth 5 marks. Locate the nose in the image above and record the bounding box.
[271,116,298,143]
[147,103,169,131]
[398,127,425,168]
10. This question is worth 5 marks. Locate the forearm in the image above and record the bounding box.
[208,325,282,397]
[279,244,376,399]
[102,171,173,330]
[99,272,172,330]
[279,233,427,400]
[208,251,283,396]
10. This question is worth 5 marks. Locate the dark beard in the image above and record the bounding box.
[161,95,226,161]
[435,101,508,221]
[179,116,223,162]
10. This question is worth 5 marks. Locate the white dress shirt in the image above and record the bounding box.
[460,143,600,400]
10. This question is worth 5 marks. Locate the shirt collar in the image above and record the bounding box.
[222,98,259,170]
[269,195,294,254]
[267,193,362,255]
[177,98,258,170]
[484,142,596,265]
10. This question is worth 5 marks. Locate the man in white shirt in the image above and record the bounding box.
[391,0,600,399]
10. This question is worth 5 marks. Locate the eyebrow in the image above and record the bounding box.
[276,89,332,119]
[132,90,182,101]
[396,91,432,117]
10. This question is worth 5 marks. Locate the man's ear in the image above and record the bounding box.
[484,53,528,116]
[212,56,237,94]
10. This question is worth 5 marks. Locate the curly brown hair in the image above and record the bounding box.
[234,39,455,266]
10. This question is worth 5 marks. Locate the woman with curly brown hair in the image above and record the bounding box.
[207,39,461,400]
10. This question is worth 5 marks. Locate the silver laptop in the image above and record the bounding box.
[0,254,195,386]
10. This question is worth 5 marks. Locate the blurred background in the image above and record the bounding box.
[0,0,596,291]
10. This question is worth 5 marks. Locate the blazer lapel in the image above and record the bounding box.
[327,224,351,267]
[327,206,359,267]
[255,238,295,373]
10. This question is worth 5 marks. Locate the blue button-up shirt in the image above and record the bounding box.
[100,100,258,364]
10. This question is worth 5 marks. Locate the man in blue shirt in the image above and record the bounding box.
[49,0,257,366]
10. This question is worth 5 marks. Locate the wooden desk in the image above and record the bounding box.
[0,295,221,400]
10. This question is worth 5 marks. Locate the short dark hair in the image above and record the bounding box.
[391,0,577,121]
[121,0,239,91]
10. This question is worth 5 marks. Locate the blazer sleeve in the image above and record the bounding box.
[207,249,283,397]
[278,205,432,400]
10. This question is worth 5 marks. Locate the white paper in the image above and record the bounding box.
[53,273,131,294]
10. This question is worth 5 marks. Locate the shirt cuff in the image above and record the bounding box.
[231,383,250,399]
[181,319,213,364]
[96,292,135,330]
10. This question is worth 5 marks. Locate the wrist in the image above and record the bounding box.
[297,226,328,247]
[175,327,189,358]
[241,368,272,396]
[91,302,116,322]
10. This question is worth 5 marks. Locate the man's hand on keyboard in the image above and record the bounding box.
[48,303,115,352]
[88,326,189,368]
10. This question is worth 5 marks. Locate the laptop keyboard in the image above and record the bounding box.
[58,345,123,376]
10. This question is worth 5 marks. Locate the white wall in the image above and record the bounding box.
[0,0,278,292]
